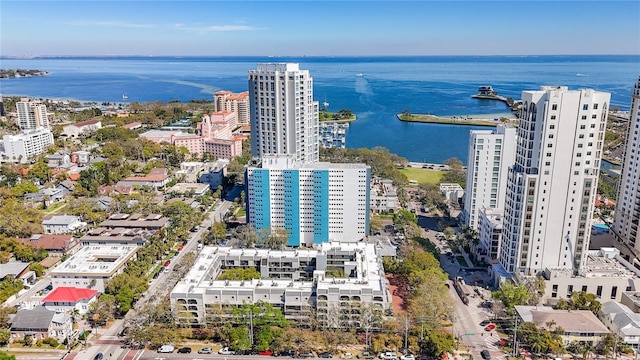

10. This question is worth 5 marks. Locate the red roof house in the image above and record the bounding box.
[41,287,99,315]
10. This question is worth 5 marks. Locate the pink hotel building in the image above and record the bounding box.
[141,111,243,160]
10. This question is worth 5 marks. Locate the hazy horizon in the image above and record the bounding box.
[2,1,639,57]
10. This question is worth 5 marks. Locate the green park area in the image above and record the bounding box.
[399,167,444,185]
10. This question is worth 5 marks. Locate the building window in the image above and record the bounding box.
[596,286,602,297]
[611,286,618,299]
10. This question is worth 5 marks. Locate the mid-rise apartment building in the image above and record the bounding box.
[214,90,250,125]
[16,99,49,130]
[613,77,640,261]
[245,156,370,246]
[3,128,54,163]
[463,124,516,231]
[170,242,391,327]
[499,86,610,275]
[249,63,319,163]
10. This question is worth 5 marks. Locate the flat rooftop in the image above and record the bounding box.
[51,245,137,276]
[547,248,640,279]
[173,242,386,295]
[167,183,210,193]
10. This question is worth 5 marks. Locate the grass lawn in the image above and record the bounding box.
[399,167,444,185]
[456,256,469,267]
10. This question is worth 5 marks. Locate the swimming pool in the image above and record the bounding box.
[592,223,610,231]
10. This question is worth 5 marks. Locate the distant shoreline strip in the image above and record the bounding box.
[396,114,513,127]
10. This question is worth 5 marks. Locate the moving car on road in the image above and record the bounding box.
[177,347,191,353]
[198,348,213,354]
[218,347,236,355]
[318,352,333,358]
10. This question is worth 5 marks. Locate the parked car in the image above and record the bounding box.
[276,349,296,357]
[480,350,491,360]
[164,260,171,267]
[259,350,274,356]
[484,323,496,332]
[318,352,333,358]
[177,347,192,353]
[341,353,354,359]
[198,348,213,354]
[219,347,236,355]
[400,355,415,360]
[357,351,376,359]
[93,353,104,360]
[379,352,398,360]
[177,245,184,251]
[235,349,254,355]
[298,352,315,358]
[157,345,174,353]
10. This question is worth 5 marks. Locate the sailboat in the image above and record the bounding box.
[122,93,129,100]
[322,95,329,108]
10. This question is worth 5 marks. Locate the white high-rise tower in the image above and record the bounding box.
[613,77,640,259]
[248,63,319,163]
[16,99,50,130]
[499,86,610,275]
[463,124,517,231]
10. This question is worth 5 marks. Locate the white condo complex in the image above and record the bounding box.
[613,77,640,260]
[245,156,370,247]
[249,63,319,163]
[499,86,610,275]
[463,124,517,231]
[171,242,391,327]
[16,99,50,130]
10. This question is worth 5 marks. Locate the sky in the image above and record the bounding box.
[1,0,639,56]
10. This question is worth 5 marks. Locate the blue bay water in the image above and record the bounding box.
[1,55,638,164]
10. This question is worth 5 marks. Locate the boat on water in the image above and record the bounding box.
[322,95,329,108]
[319,122,348,149]
[355,73,363,77]
[122,93,129,100]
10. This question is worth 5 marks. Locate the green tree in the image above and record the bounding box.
[29,263,45,278]
[0,351,16,360]
[10,182,38,197]
[218,268,262,281]
[441,157,466,187]
[0,329,10,345]
[492,282,531,315]
[29,161,51,184]
[205,221,227,245]
[421,331,455,357]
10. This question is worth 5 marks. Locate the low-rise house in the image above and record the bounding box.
[599,301,640,346]
[117,168,170,190]
[175,160,228,188]
[42,214,86,234]
[79,227,155,246]
[541,248,640,303]
[50,245,138,292]
[440,183,464,205]
[515,305,610,346]
[61,118,102,138]
[0,261,36,284]
[122,121,141,130]
[41,287,99,315]
[167,182,210,197]
[45,154,71,168]
[55,180,75,197]
[17,234,80,256]
[369,178,398,213]
[71,151,90,165]
[99,213,170,230]
[9,306,72,343]
[24,188,65,207]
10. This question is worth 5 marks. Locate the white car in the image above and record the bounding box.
[400,355,415,360]
[379,352,398,360]
[218,347,236,355]
[157,344,174,353]
[341,353,354,359]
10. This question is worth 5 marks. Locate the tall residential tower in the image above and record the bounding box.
[613,77,640,260]
[499,86,610,275]
[245,156,370,247]
[463,124,517,231]
[16,99,50,130]
[248,63,319,163]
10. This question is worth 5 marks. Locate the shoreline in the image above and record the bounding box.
[397,113,517,127]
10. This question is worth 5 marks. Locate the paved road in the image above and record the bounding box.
[68,200,235,360]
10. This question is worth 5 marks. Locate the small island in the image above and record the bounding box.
[319,108,356,123]
[397,110,517,127]
[0,69,50,79]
